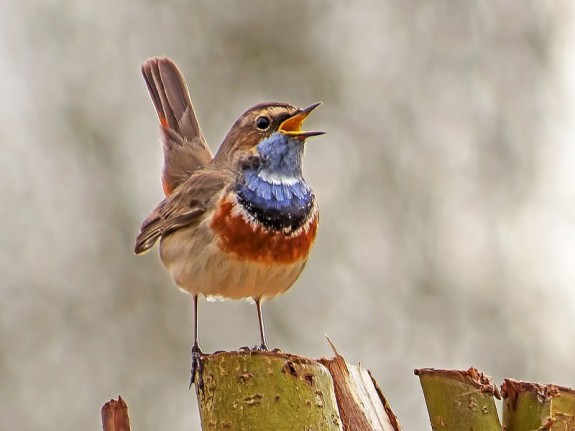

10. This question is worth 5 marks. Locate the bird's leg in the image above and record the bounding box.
[255,298,268,351]
[189,294,204,390]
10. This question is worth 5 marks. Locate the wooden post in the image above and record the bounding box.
[101,367,575,430]
[415,367,501,430]
[195,348,401,430]
[101,396,131,431]
[501,379,575,430]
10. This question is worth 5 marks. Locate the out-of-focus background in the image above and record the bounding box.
[2,1,575,429]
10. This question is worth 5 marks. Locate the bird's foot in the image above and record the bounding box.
[238,345,281,352]
[189,344,204,391]
[237,344,268,352]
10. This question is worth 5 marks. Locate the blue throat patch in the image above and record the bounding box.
[236,132,314,231]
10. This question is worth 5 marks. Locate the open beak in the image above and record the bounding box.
[279,102,325,139]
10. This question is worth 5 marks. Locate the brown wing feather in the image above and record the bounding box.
[134,169,228,254]
[142,57,213,195]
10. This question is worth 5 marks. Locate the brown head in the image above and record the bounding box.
[212,102,323,170]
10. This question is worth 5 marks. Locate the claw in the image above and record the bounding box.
[189,344,204,391]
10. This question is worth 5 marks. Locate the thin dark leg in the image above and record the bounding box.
[255,298,268,350]
[193,293,199,347]
[190,294,204,390]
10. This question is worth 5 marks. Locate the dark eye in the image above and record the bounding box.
[256,116,270,130]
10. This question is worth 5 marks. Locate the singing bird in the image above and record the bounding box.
[134,57,323,382]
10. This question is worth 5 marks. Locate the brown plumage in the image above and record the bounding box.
[141,58,213,195]
[134,85,313,255]
[134,57,323,382]
[134,168,227,254]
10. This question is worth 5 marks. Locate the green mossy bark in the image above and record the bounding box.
[415,368,501,430]
[196,351,343,431]
[553,386,575,428]
[501,379,575,430]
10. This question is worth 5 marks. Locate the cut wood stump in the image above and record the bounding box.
[101,355,575,430]
[101,396,131,431]
[195,346,401,431]
[100,345,401,431]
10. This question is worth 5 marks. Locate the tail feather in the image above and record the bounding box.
[142,57,213,195]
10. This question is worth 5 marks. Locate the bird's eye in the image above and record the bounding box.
[256,116,271,130]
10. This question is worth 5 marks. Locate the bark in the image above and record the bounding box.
[194,348,402,430]
[319,341,402,431]
[101,396,131,431]
[415,367,501,430]
[501,379,575,430]
[195,350,343,431]
[100,367,575,430]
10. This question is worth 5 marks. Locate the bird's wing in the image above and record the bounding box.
[134,169,228,254]
[142,57,214,196]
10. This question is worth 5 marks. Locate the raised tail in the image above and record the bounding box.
[142,57,213,195]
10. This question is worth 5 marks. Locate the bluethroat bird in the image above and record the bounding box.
[134,57,323,384]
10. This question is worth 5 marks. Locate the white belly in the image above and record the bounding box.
[159,221,308,300]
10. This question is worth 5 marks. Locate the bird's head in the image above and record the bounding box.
[214,102,323,179]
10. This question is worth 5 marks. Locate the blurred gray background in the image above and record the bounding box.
[2,1,575,429]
